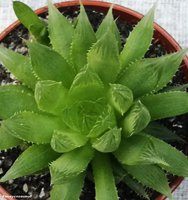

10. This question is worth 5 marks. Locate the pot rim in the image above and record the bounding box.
[0,1,187,200]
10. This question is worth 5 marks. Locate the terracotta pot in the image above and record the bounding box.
[0,1,188,200]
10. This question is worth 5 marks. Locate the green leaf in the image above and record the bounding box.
[35,80,67,115]
[87,29,120,84]
[48,0,74,61]
[50,145,94,184]
[51,129,88,153]
[144,122,184,142]
[0,85,38,119]
[92,153,119,200]
[96,7,121,50]
[112,162,149,200]
[69,68,105,102]
[62,98,105,133]
[122,101,151,137]
[1,111,62,144]
[88,105,116,138]
[119,4,155,68]
[0,46,37,89]
[0,144,59,182]
[141,91,188,120]
[115,134,188,176]
[50,172,85,200]
[149,135,188,176]
[28,42,75,88]
[13,1,48,44]
[92,127,121,152]
[71,5,96,72]
[0,125,22,150]
[161,83,188,92]
[108,84,133,115]
[114,135,168,166]
[123,164,172,199]
[118,50,187,98]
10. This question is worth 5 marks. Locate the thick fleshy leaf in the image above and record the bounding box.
[141,91,188,120]
[50,145,94,184]
[0,85,38,119]
[87,29,120,84]
[119,5,155,68]
[144,122,184,142]
[118,50,187,98]
[1,111,62,144]
[35,80,67,115]
[92,153,119,200]
[71,5,96,72]
[62,98,105,133]
[123,164,172,199]
[13,1,48,44]
[122,101,151,137]
[149,135,188,176]
[114,135,169,166]
[88,105,116,138]
[96,7,121,50]
[112,162,149,199]
[0,125,22,150]
[50,172,85,200]
[108,84,133,115]
[69,68,104,102]
[28,42,75,88]
[48,0,74,61]
[51,129,88,153]
[0,144,59,182]
[0,46,37,89]
[92,127,121,152]
[115,134,188,176]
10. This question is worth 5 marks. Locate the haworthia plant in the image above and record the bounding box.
[0,1,188,200]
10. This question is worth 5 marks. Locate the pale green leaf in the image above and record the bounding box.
[88,105,116,138]
[35,80,67,115]
[122,101,151,137]
[13,1,48,44]
[161,83,188,92]
[87,29,120,84]
[141,91,188,120]
[50,145,94,184]
[62,98,105,133]
[92,127,121,152]
[123,164,172,199]
[118,50,187,98]
[51,129,88,153]
[120,4,155,68]
[69,68,105,102]
[92,153,119,200]
[112,162,149,199]
[1,111,62,144]
[48,0,74,61]
[0,85,38,119]
[0,144,59,182]
[108,84,133,115]
[114,135,168,166]
[0,46,37,89]
[144,122,184,142]
[0,125,22,150]
[50,172,85,200]
[71,5,96,72]
[28,42,75,88]
[96,7,121,50]
[149,135,188,176]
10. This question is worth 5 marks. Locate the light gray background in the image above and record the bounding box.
[0,0,188,199]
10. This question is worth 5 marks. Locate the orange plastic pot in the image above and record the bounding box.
[0,1,188,200]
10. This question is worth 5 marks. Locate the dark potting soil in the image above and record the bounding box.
[0,6,187,200]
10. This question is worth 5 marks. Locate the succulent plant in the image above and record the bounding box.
[0,1,188,199]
